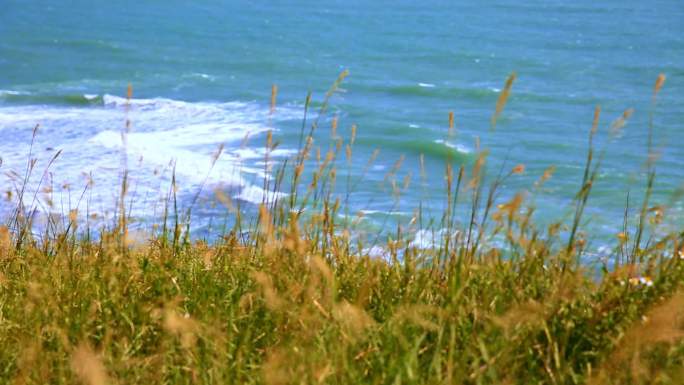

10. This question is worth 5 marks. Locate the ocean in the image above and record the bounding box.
[1,0,683,250]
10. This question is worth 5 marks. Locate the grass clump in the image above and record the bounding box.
[0,73,682,384]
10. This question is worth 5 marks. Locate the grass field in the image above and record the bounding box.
[0,74,682,384]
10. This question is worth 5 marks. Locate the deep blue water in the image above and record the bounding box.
[1,1,683,251]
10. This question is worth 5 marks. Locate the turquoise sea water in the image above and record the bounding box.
[1,1,683,249]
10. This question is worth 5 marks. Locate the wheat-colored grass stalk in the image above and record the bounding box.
[270,83,278,114]
[490,72,516,130]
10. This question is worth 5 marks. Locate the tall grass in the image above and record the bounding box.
[0,73,682,384]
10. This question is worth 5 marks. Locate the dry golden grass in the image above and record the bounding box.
[490,72,516,130]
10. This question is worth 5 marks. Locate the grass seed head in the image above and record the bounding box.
[511,164,525,175]
[448,111,455,136]
[609,108,634,138]
[591,105,601,136]
[71,343,110,385]
[0,226,10,258]
[653,73,666,99]
[491,72,516,130]
[270,83,278,113]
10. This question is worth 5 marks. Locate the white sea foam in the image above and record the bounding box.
[0,96,301,219]
[235,184,287,205]
[0,89,27,96]
[418,83,436,88]
[362,245,389,259]
[359,209,382,215]
[434,139,470,154]
[359,209,409,216]
[184,72,217,81]
[410,228,462,249]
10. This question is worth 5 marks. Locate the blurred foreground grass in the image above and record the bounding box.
[1,225,683,384]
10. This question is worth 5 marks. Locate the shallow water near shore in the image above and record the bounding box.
[1,1,683,250]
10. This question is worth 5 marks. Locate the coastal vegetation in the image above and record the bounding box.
[0,73,682,384]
